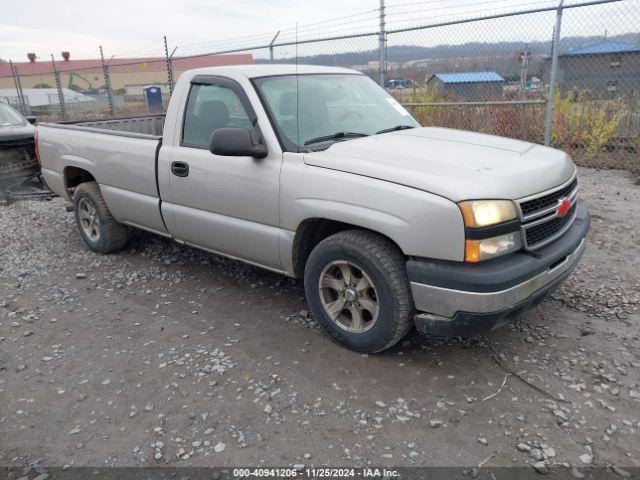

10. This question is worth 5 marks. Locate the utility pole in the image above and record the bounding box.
[100,46,115,117]
[269,31,281,64]
[164,36,175,95]
[544,0,565,146]
[379,0,387,87]
[51,54,67,121]
[519,44,530,99]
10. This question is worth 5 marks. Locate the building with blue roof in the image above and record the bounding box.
[426,71,506,101]
[551,40,640,97]
[561,40,640,57]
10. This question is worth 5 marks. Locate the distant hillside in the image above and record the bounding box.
[258,33,640,77]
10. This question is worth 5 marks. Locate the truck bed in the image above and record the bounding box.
[38,114,167,236]
[56,113,165,138]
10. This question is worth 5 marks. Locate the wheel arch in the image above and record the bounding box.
[64,166,97,199]
[291,218,405,279]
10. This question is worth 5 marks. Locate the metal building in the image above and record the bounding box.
[426,71,506,101]
[554,41,640,97]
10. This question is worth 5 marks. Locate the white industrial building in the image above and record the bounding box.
[0,88,93,108]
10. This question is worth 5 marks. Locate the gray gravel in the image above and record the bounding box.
[1,167,639,472]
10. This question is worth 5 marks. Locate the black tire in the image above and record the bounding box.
[304,230,413,353]
[73,181,128,253]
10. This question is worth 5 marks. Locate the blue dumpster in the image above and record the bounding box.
[144,85,163,113]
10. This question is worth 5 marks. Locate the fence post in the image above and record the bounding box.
[51,54,67,121]
[164,36,175,95]
[14,65,30,115]
[544,0,565,146]
[269,31,281,63]
[9,61,28,115]
[378,0,387,87]
[100,46,115,117]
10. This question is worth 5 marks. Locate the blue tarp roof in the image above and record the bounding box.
[430,71,505,84]
[561,40,640,56]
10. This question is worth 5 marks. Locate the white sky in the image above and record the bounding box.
[1,0,638,62]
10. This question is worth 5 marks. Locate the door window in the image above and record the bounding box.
[182,83,256,148]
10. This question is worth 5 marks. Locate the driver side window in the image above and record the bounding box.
[182,83,256,148]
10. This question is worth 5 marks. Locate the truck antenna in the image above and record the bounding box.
[295,22,300,152]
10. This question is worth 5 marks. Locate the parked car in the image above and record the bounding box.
[37,65,590,353]
[0,102,38,198]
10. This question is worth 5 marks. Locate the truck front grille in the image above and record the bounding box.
[520,178,577,220]
[517,176,579,250]
[524,204,576,247]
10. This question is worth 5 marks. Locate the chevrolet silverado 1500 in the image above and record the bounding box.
[38,65,590,352]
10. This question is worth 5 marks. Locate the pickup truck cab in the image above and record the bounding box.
[38,65,590,352]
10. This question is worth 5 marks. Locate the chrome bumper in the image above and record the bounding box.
[411,238,585,318]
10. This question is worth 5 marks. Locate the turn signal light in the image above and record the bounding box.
[465,239,481,263]
[465,232,522,263]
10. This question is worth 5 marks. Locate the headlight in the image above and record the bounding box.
[458,200,517,227]
[465,232,522,263]
[458,200,521,262]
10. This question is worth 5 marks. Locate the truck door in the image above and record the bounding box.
[160,75,282,271]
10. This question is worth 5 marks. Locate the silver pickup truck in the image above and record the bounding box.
[38,65,590,353]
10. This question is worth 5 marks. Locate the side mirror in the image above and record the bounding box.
[26,116,37,125]
[209,127,267,158]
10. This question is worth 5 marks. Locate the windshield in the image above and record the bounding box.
[253,74,419,151]
[0,103,26,126]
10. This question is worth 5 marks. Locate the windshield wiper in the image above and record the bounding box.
[376,125,416,135]
[304,131,369,146]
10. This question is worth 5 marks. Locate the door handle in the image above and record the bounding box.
[171,161,189,177]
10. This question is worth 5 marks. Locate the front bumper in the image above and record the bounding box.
[409,203,590,337]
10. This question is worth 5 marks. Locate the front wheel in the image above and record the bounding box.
[304,230,414,353]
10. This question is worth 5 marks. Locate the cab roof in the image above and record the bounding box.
[183,64,362,79]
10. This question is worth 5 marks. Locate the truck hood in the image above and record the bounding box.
[303,127,576,201]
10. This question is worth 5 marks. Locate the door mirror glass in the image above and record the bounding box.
[25,116,37,125]
[209,127,267,158]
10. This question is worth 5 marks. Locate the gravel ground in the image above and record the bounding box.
[1,167,639,474]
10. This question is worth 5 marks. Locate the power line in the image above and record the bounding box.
[385,0,558,18]
[174,16,381,57]
[385,0,561,28]
[108,38,170,59]
[385,0,446,9]
[173,8,378,54]
[277,16,381,42]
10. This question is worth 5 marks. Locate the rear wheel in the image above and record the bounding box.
[73,181,128,253]
[304,230,413,353]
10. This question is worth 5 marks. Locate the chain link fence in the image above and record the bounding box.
[1,0,638,173]
[386,6,554,146]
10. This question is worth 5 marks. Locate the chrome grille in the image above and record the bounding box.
[518,175,579,250]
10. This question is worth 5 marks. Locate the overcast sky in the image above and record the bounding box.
[2,0,638,62]
[1,0,379,61]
